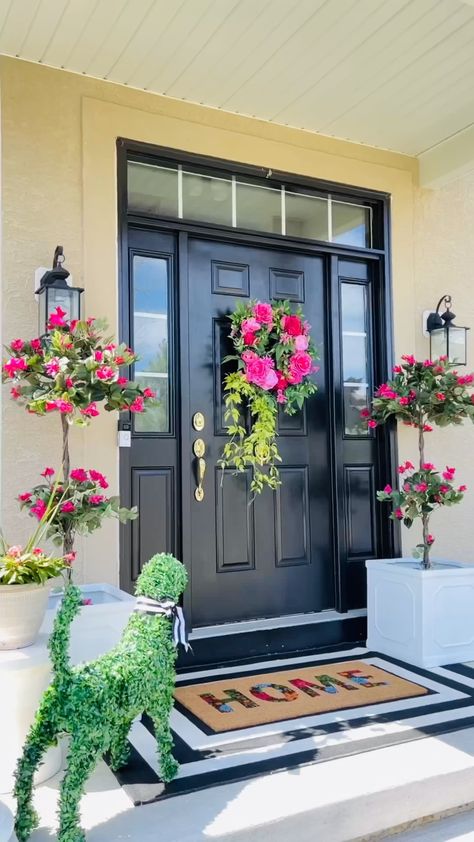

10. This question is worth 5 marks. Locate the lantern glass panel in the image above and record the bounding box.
[47,286,81,324]
[447,326,467,365]
[430,328,447,361]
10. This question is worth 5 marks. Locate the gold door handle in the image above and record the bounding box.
[195,457,206,502]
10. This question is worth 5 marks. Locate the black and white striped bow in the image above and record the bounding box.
[134,596,190,652]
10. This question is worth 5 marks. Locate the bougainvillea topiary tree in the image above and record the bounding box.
[2,307,155,560]
[363,355,474,568]
[219,300,319,493]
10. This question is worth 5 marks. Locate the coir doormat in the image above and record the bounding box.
[173,659,428,732]
[108,649,474,806]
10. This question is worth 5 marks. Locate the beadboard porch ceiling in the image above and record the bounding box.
[1,0,474,185]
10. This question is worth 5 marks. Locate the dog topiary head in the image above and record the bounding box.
[135,553,188,604]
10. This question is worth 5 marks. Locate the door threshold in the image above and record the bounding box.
[189,607,367,640]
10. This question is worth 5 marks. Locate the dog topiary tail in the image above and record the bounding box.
[49,583,83,681]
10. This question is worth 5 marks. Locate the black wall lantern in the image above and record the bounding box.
[426,294,469,365]
[37,246,84,335]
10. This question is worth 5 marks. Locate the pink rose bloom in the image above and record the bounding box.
[61,501,76,513]
[439,484,450,493]
[41,467,55,478]
[303,321,311,335]
[30,338,42,352]
[245,356,277,391]
[143,387,155,398]
[394,508,404,520]
[117,377,128,386]
[243,331,257,346]
[422,463,435,471]
[71,468,88,483]
[10,339,24,352]
[277,389,287,404]
[45,357,61,377]
[31,499,47,520]
[48,306,68,328]
[89,494,104,506]
[3,357,28,377]
[368,419,377,428]
[288,351,313,383]
[426,534,435,545]
[415,482,428,493]
[130,396,145,413]
[89,469,109,489]
[423,359,433,367]
[401,354,416,365]
[294,334,309,351]
[393,365,403,374]
[383,484,392,493]
[64,552,76,565]
[96,365,116,382]
[282,315,303,337]
[241,317,261,334]
[80,402,99,418]
[241,350,257,363]
[253,302,273,326]
[360,408,371,418]
[458,484,467,492]
[57,400,74,414]
[18,492,32,502]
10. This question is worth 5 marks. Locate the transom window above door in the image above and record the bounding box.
[127,160,373,249]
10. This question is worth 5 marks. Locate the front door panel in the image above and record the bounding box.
[186,238,333,626]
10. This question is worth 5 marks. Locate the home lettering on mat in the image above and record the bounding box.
[200,670,389,713]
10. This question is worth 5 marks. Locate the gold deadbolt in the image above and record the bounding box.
[193,438,206,458]
[192,411,205,431]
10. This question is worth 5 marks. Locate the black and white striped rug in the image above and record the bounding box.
[107,647,474,806]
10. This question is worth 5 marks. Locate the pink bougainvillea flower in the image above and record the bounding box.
[48,306,68,328]
[80,402,99,418]
[426,534,435,545]
[383,484,392,493]
[422,463,435,471]
[96,365,116,382]
[398,396,411,406]
[89,494,104,506]
[403,482,411,492]
[294,334,309,351]
[41,467,55,478]
[442,466,456,480]
[130,396,145,413]
[423,359,433,367]
[423,424,433,432]
[10,386,21,400]
[253,302,273,325]
[282,314,303,337]
[360,407,371,418]
[18,492,32,502]
[115,355,126,365]
[392,365,403,373]
[8,545,22,558]
[31,499,47,520]
[277,390,287,404]
[435,392,446,401]
[3,357,28,377]
[61,501,76,513]
[458,484,467,492]
[394,508,404,520]
[30,338,42,352]
[65,377,74,389]
[45,401,57,412]
[415,482,428,493]
[89,469,108,489]
[143,387,155,398]
[70,468,88,483]
[439,484,450,493]
[45,357,61,377]
[82,597,93,606]
[94,350,104,362]
[368,419,377,428]
[241,317,261,334]
[401,354,416,365]
[10,339,24,352]
[56,400,74,414]
[64,552,76,565]
[117,376,128,386]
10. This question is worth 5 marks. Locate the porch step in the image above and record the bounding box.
[178,610,367,670]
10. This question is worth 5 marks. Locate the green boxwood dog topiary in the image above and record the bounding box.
[14,552,188,842]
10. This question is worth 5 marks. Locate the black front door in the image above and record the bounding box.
[185,238,332,626]
[120,227,387,627]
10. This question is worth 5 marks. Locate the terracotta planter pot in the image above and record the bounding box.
[0,582,50,650]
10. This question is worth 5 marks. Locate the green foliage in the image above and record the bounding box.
[14,553,188,842]
[219,300,318,493]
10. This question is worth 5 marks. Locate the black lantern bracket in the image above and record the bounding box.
[426,294,456,334]
[425,293,469,365]
[36,246,84,335]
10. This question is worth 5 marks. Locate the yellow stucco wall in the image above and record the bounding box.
[1,57,427,585]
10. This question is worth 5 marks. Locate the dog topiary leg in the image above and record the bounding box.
[147,682,179,784]
[57,740,101,842]
[14,715,57,842]
[108,718,133,771]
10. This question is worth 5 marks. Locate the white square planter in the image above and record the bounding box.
[366,558,474,668]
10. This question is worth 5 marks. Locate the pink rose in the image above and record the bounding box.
[253,302,273,326]
[277,390,287,404]
[89,469,108,489]
[401,354,416,365]
[241,350,257,364]
[30,338,42,353]
[56,400,74,414]
[96,365,116,382]
[368,419,377,428]
[117,377,128,386]
[282,315,303,337]
[94,350,104,362]
[80,402,99,418]
[241,317,261,334]
[89,494,104,506]
[61,501,76,513]
[383,484,392,493]
[71,468,88,483]
[130,396,145,413]
[41,467,55,478]
[18,492,32,502]
[394,508,404,520]
[243,331,257,346]
[48,306,68,328]
[245,356,277,391]
[415,482,428,493]
[294,335,309,351]
[3,357,28,377]
[143,387,155,398]
[288,351,313,382]
[10,339,24,352]
[31,499,47,520]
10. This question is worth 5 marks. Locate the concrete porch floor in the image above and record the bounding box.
[3,723,474,842]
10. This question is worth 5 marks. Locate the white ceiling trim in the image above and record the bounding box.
[419,122,474,188]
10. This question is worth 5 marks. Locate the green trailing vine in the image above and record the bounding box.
[218,300,318,493]
[14,553,188,842]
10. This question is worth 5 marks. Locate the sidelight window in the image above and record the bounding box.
[131,254,171,434]
[340,282,372,436]
[127,161,372,248]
